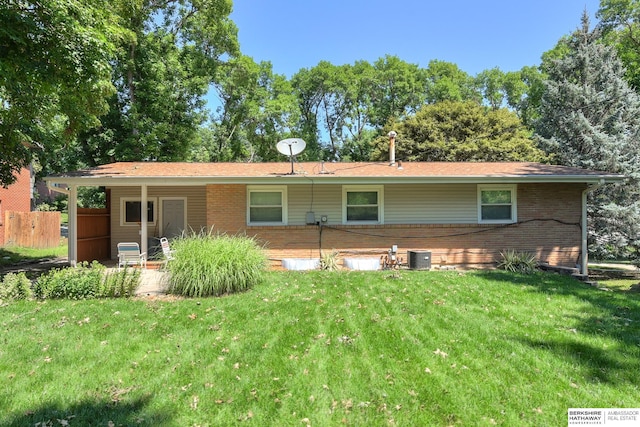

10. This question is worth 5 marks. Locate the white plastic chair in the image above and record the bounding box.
[160,237,176,265]
[117,242,147,269]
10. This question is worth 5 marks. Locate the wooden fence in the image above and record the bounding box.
[4,211,61,248]
[77,208,110,262]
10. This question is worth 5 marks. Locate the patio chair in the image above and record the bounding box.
[117,242,147,269]
[160,237,176,267]
[160,237,175,259]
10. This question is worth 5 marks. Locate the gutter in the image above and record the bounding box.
[46,180,70,195]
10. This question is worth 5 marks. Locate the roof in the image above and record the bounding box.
[45,161,624,186]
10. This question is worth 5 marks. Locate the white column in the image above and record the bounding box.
[68,185,78,266]
[140,184,148,266]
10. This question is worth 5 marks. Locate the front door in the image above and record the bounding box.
[161,199,185,238]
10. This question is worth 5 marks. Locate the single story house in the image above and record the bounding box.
[45,161,623,274]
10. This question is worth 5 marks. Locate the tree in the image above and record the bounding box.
[0,0,123,185]
[76,0,239,166]
[369,55,427,129]
[475,67,506,109]
[205,56,300,162]
[598,0,640,90]
[535,12,640,262]
[503,66,546,127]
[424,60,480,104]
[370,101,544,162]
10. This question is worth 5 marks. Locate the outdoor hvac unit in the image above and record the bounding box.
[408,250,432,270]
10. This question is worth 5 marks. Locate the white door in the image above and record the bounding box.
[161,199,185,238]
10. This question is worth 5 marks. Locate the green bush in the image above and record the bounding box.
[0,272,33,303]
[34,261,104,300]
[33,261,140,300]
[167,231,267,297]
[497,250,538,274]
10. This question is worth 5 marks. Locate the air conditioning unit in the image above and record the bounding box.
[408,250,431,270]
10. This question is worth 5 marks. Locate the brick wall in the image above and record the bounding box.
[0,168,32,246]
[206,182,586,269]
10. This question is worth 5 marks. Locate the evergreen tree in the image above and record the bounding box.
[535,12,640,263]
[370,100,544,163]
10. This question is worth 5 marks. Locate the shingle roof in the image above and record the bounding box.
[46,161,623,185]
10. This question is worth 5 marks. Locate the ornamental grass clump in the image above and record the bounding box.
[497,249,538,274]
[167,232,267,297]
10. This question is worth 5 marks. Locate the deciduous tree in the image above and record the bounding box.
[0,0,123,185]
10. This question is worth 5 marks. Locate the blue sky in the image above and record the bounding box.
[230,0,600,76]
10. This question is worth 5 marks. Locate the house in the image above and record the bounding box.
[0,167,33,247]
[44,161,623,274]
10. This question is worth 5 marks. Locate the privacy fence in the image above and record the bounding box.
[3,211,60,248]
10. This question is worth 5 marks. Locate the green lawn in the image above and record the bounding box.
[0,244,68,268]
[1,270,639,426]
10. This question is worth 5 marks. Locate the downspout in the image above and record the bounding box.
[581,179,605,276]
[46,182,77,266]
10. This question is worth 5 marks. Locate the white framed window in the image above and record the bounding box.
[478,185,517,224]
[247,186,287,225]
[342,185,384,224]
[121,197,157,226]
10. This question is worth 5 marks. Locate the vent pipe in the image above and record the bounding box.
[388,131,397,166]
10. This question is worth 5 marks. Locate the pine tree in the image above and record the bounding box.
[535,12,640,263]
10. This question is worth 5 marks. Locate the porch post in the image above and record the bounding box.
[68,185,78,266]
[141,184,148,264]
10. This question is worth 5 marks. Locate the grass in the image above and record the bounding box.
[1,270,639,426]
[0,244,68,267]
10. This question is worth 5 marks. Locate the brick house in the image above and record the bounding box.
[0,167,33,247]
[45,161,622,274]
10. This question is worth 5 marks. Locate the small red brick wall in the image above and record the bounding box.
[206,183,585,269]
[0,168,32,247]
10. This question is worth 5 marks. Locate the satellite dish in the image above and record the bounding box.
[276,138,306,156]
[276,138,306,174]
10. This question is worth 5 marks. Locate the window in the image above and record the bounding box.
[121,198,156,226]
[343,185,383,224]
[247,186,287,225]
[478,185,516,223]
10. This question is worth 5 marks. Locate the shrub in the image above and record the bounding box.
[167,231,267,297]
[34,261,105,300]
[0,272,33,303]
[497,250,538,274]
[33,261,140,300]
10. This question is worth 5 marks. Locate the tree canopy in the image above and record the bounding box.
[0,0,124,185]
[370,101,545,162]
[75,0,239,167]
